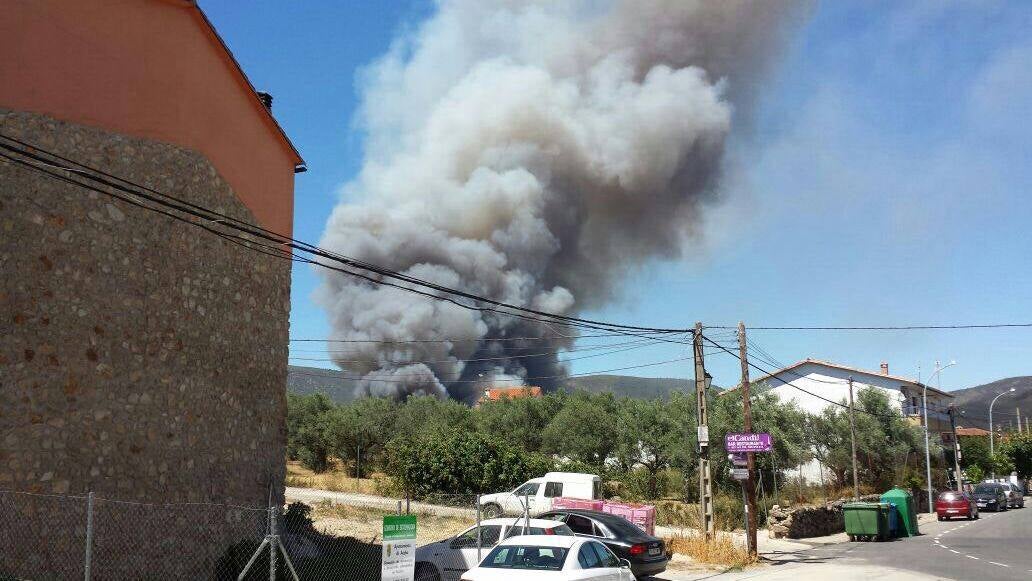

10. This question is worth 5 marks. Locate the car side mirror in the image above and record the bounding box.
[620,558,632,569]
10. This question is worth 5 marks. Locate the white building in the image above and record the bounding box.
[738,359,954,483]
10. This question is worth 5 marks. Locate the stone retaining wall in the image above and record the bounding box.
[767,495,881,539]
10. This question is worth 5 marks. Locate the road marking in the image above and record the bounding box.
[966,556,980,560]
[988,562,1010,568]
[949,550,960,554]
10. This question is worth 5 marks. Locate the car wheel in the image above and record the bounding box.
[481,503,503,518]
[937,515,943,521]
[414,563,441,581]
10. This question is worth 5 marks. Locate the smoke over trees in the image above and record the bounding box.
[317,0,809,402]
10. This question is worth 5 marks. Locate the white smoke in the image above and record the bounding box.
[317,0,808,402]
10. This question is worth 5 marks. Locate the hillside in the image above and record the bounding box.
[287,365,358,404]
[565,374,694,399]
[287,366,695,403]
[950,376,1032,430]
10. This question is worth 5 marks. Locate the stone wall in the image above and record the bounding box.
[768,495,881,539]
[0,110,291,578]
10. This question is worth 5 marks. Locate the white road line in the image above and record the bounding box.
[988,562,1010,568]
[966,556,980,560]
[949,550,960,554]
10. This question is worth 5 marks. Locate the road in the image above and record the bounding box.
[704,503,1032,580]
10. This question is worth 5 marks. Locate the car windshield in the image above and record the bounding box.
[974,485,998,494]
[481,545,569,571]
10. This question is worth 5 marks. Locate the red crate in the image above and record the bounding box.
[601,502,656,536]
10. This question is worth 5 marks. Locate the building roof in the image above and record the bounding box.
[956,427,991,437]
[190,1,303,166]
[728,358,953,398]
[481,386,543,401]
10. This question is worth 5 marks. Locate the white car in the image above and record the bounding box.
[460,535,636,581]
[479,472,601,517]
[415,518,574,581]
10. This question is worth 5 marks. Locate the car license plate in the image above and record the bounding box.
[649,547,661,556]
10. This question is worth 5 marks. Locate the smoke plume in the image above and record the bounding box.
[317,0,808,402]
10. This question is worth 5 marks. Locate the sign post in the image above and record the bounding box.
[725,431,772,558]
[382,515,417,581]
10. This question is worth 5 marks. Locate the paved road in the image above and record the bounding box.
[707,503,1032,580]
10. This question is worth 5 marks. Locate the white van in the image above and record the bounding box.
[478,472,601,517]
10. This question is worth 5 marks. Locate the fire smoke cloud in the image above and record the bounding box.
[317,0,808,402]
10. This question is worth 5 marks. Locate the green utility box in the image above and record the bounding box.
[881,488,919,537]
[843,502,889,541]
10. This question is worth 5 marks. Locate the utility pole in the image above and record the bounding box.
[948,406,963,492]
[738,322,757,558]
[848,377,860,501]
[693,322,714,540]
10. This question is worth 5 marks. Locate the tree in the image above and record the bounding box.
[286,393,336,473]
[385,429,553,498]
[542,391,620,473]
[1000,433,1032,479]
[477,392,565,451]
[615,398,682,499]
[325,396,397,478]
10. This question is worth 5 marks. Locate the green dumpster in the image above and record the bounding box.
[843,502,889,541]
[881,488,919,537]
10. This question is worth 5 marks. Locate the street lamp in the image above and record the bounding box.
[989,387,1016,479]
[922,360,955,513]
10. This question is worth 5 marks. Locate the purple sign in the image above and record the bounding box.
[725,432,773,453]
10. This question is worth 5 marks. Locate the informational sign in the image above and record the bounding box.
[732,468,749,481]
[725,432,773,453]
[729,452,748,467]
[698,425,710,446]
[382,515,417,581]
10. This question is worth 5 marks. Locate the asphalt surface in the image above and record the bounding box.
[729,501,1032,580]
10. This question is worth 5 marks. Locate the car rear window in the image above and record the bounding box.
[974,484,999,494]
[481,545,569,571]
[600,516,646,537]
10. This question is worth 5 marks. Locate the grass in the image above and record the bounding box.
[285,461,385,495]
[665,532,758,569]
[307,501,475,545]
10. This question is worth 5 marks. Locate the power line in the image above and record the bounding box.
[0,134,694,340]
[708,323,1032,331]
[701,334,900,419]
[289,330,683,344]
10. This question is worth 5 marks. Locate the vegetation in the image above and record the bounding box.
[287,385,938,503]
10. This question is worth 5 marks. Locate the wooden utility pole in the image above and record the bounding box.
[737,322,758,557]
[693,322,714,540]
[847,377,860,501]
[948,406,963,492]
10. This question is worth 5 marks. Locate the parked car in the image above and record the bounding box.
[539,509,668,578]
[972,483,1009,512]
[1003,483,1025,508]
[478,473,602,518]
[459,535,635,581]
[934,491,979,521]
[415,518,573,581]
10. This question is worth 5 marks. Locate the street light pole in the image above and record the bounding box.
[923,360,955,514]
[989,388,1016,479]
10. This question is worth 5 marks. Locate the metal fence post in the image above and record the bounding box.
[523,491,529,533]
[268,505,277,581]
[84,492,94,581]
[476,494,482,562]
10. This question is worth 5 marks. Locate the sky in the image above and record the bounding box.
[201,0,1032,392]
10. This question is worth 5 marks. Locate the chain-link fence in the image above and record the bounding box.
[0,489,552,580]
[0,489,271,580]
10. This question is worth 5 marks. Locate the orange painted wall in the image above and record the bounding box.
[0,0,300,237]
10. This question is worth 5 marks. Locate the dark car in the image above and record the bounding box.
[538,509,668,578]
[972,483,1008,512]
